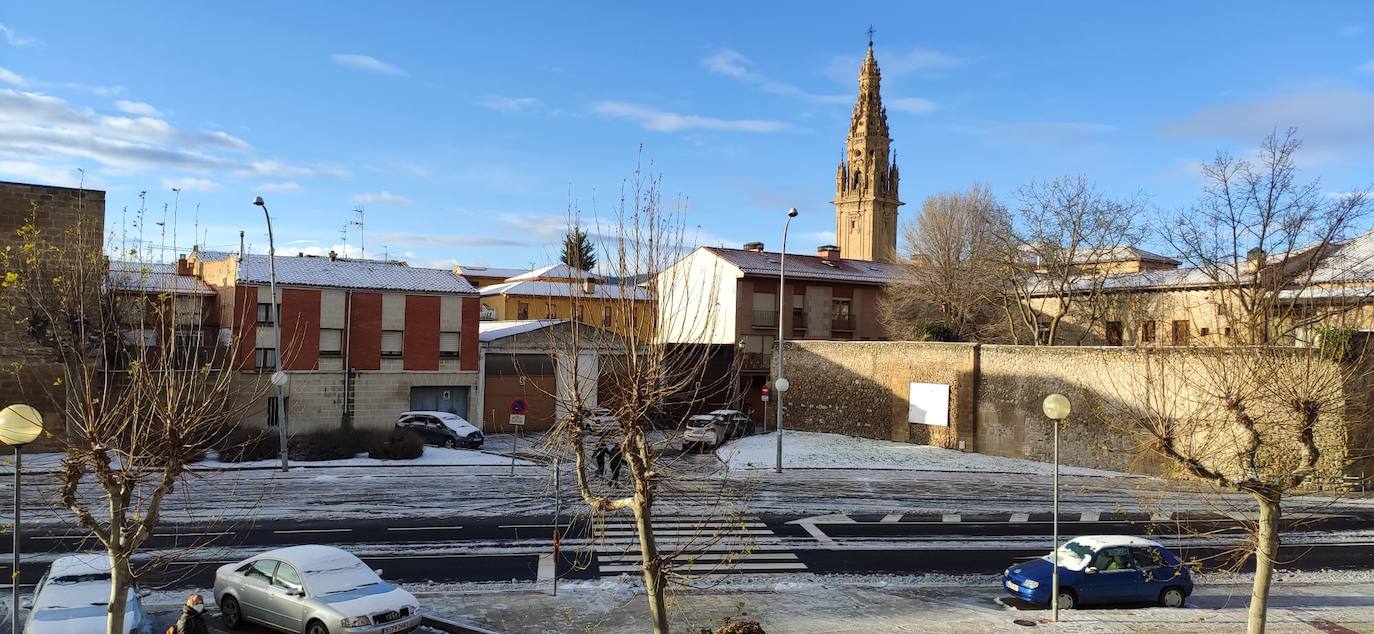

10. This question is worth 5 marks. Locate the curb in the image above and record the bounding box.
[422,614,505,634]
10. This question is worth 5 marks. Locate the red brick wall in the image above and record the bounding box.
[461,296,479,371]
[349,293,382,370]
[232,285,257,370]
[281,288,321,370]
[404,295,440,371]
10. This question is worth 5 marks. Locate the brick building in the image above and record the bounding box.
[190,250,481,433]
[0,181,105,444]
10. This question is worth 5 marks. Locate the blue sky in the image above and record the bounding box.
[3,2,1373,269]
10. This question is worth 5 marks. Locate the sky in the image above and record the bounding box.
[2,2,1374,270]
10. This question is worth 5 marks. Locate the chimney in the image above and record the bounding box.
[743,241,765,253]
[175,255,192,276]
[328,250,339,261]
[582,277,594,294]
[817,245,841,261]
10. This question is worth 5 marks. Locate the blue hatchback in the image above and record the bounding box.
[1003,535,1193,610]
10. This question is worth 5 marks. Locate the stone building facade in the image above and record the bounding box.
[0,181,105,445]
[833,41,902,263]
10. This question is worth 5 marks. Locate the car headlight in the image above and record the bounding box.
[1021,579,1039,589]
[341,616,372,627]
[468,431,482,439]
[406,603,422,616]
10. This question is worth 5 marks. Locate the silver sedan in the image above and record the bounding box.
[213,545,422,634]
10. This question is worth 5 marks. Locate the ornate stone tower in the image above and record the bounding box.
[833,38,902,262]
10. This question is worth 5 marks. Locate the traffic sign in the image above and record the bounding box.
[509,414,527,426]
[761,385,770,402]
[511,399,527,414]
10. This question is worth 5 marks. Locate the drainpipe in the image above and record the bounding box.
[342,290,353,429]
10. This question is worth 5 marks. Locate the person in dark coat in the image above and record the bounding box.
[608,441,625,483]
[169,593,209,634]
[591,440,610,477]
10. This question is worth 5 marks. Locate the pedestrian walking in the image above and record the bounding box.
[166,593,209,634]
[592,440,610,477]
[608,441,625,483]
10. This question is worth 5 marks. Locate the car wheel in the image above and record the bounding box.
[1160,586,1186,608]
[306,619,330,634]
[1055,589,1076,610]
[444,438,456,449]
[220,595,244,630]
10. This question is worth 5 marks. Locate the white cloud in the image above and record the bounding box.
[330,54,407,76]
[704,49,754,80]
[371,232,529,247]
[256,181,302,192]
[0,160,82,187]
[0,23,39,48]
[351,190,412,205]
[1339,25,1368,38]
[825,46,969,83]
[704,48,849,105]
[887,97,938,114]
[0,67,24,86]
[1161,90,1374,158]
[477,95,541,112]
[114,100,162,117]
[161,176,218,192]
[591,101,787,133]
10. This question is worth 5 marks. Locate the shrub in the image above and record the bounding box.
[365,429,425,460]
[216,427,281,463]
[913,323,964,342]
[288,429,365,461]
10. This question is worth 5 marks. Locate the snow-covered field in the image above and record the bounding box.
[0,446,534,474]
[717,431,1126,477]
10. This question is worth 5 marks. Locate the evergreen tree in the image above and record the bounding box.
[561,227,597,270]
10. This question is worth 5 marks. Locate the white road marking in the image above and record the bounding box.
[600,561,809,574]
[799,522,837,548]
[536,553,555,582]
[387,525,464,532]
[1151,512,1173,522]
[1010,513,1030,523]
[882,513,904,523]
[942,513,961,523]
[273,528,352,534]
[1079,512,1099,522]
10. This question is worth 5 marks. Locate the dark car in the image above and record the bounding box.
[397,410,484,449]
[1003,535,1194,609]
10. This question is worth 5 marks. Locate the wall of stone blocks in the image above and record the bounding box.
[238,369,480,434]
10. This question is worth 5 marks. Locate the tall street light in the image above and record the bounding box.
[253,196,290,472]
[1042,393,1071,622]
[1,403,44,633]
[775,207,798,473]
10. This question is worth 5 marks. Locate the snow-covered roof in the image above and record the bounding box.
[1309,229,1374,283]
[1066,535,1165,550]
[479,319,568,342]
[480,279,652,301]
[108,261,216,296]
[704,246,904,285]
[200,252,475,295]
[255,544,361,571]
[47,553,113,578]
[507,263,597,282]
[456,264,529,280]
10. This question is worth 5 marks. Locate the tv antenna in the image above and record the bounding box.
[351,206,366,259]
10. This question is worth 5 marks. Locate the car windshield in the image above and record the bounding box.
[37,574,114,609]
[303,557,384,595]
[686,417,715,428]
[1046,540,1096,571]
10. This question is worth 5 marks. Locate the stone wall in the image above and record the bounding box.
[0,182,105,447]
[780,340,1368,481]
[238,369,479,434]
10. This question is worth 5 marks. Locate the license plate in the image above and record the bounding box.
[383,623,410,634]
[1005,580,1019,591]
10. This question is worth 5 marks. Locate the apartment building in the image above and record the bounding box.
[190,250,480,433]
[476,263,654,339]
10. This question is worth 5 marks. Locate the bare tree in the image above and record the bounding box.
[881,183,1005,341]
[1163,128,1373,345]
[1,206,263,634]
[994,175,1147,345]
[1114,345,1363,634]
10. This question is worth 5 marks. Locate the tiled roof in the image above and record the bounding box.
[108,261,216,296]
[704,246,905,285]
[479,319,567,342]
[1310,229,1374,283]
[480,279,652,301]
[201,252,476,294]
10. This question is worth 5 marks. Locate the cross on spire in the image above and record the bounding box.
[867,25,876,48]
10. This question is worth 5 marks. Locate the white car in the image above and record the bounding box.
[214,545,421,634]
[24,554,152,634]
[580,407,620,434]
[681,409,754,450]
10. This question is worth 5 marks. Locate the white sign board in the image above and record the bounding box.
[907,383,950,427]
[509,414,526,426]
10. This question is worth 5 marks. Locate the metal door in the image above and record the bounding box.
[409,386,469,416]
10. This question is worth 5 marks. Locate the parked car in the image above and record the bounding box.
[1002,535,1193,609]
[581,407,620,434]
[23,554,152,634]
[214,544,422,634]
[681,409,754,450]
[397,410,483,449]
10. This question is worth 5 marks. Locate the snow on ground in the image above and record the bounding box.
[717,431,1126,477]
[0,446,535,474]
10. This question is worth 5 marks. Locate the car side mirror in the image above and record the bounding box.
[288,587,305,597]
[137,588,152,598]
[374,568,384,576]
[1085,566,1099,575]
[20,598,32,609]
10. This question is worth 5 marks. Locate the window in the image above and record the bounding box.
[319,328,343,357]
[1224,327,1233,337]
[546,302,557,319]
[254,347,277,370]
[256,302,278,325]
[1036,322,1051,345]
[576,304,585,321]
[1172,320,1190,346]
[439,331,460,359]
[246,560,277,582]
[1141,320,1157,343]
[266,396,289,427]
[792,294,807,330]
[602,306,612,327]
[1200,327,1211,336]
[272,562,302,590]
[832,298,853,330]
[1105,321,1123,346]
[741,335,775,354]
[381,330,404,357]
[516,302,530,320]
[752,292,776,327]
[1092,547,1136,572]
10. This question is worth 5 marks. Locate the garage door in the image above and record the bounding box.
[409,386,470,418]
[484,353,557,433]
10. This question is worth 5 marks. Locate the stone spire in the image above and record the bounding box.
[833,36,902,263]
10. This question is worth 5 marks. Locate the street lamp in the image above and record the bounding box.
[1042,393,1071,622]
[775,207,798,473]
[1,403,44,633]
[254,196,289,472]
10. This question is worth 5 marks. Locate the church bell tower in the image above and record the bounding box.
[833,33,902,262]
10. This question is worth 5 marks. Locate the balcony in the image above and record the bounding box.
[739,352,773,371]
[751,310,776,328]
[831,314,855,331]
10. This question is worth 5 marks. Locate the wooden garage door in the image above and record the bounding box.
[484,353,557,433]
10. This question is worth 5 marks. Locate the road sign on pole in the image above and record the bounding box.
[509,414,526,426]
[511,399,527,414]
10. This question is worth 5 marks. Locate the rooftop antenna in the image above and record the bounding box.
[193,202,201,250]
[339,222,350,254]
[171,187,181,262]
[351,206,366,259]
[239,230,245,261]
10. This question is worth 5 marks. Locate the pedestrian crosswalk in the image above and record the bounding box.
[593,514,809,576]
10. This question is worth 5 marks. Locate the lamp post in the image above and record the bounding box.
[1,403,44,633]
[775,207,798,473]
[1042,393,1071,622]
[253,196,290,472]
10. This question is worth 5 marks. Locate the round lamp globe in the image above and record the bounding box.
[0,404,44,446]
[1042,393,1071,421]
[775,378,790,393]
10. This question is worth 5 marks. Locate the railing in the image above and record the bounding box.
[831,315,855,331]
[751,310,777,328]
[739,352,773,371]
[791,310,807,330]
